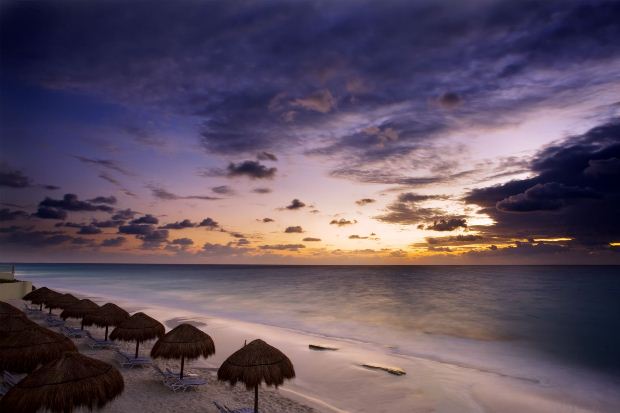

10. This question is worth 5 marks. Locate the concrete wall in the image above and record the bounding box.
[0,270,15,281]
[0,281,32,301]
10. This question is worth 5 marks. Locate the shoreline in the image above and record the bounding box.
[18,276,620,413]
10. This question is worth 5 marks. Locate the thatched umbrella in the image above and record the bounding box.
[109,312,165,358]
[0,351,124,413]
[83,303,130,340]
[218,339,296,413]
[0,324,77,373]
[44,292,77,315]
[23,286,56,311]
[0,313,38,339]
[151,323,215,379]
[0,300,23,317]
[61,299,99,330]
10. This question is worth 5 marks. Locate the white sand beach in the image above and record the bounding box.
[11,283,620,413]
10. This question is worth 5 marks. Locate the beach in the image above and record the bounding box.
[12,264,620,413]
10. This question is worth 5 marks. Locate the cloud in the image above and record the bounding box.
[91,219,125,228]
[199,217,219,229]
[0,164,32,188]
[227,161,276,179]
[465,119,620,246]
[88,196,117,205]
[330,218,357,227]
[159,219,196,230]
[252,188,272,194]
[201,242,248,257]
[77,225,102,235]
[292,89,336,113]
[302,237,321,242]
[101,237,126,247]
[131,214,159,225]
[285,199,306,210]
[257,152,278,161]
[348,234,368,239]
[261,217,274,223]
[355,198,376,206]
[259,244,306,251]
[150,186,219,201]
[437,92,462,108]
[73,156,132,176]
[0,208,28,221]
[229,232,245,239]
[138,229,169,248]
[111,209,138,221]
[2,230,73,247]
[284,226,303,233]
[376,192,452,226]
[171,237,194,246]
[425,234,483,245]
[118,224,156,235]
[40,194,114,213]
[34,207,67,220]
[212,185,235,195]
[424,218,467,232]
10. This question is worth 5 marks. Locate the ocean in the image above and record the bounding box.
[13,264,620,412]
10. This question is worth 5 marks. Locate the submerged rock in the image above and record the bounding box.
[308,344,339,351]
[361,363,406,376]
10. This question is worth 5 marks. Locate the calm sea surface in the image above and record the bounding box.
[14,264,620,379]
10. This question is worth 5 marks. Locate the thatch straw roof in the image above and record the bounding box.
[151,323,215,360]
[45,293,79,310]
[23,286,55,304]
[0,300,23,316]
[109,312,165,343]
[0,314,38,339]
[218,339,295,389]
[0,325,77,373]
[61,299,99,320]
[0,351,124,413]
[83,303,129,328]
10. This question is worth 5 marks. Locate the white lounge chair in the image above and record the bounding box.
[84,331,118,349]
[213,401,254,413]
[114,349,152,368]
[45,316,64,327]
[153,365,207,392]
[60,325,85,338]
[0,371,25,396]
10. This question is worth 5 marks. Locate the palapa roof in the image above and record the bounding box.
[109,312,165,343]
[45,293,79,310]
[0,325,77,373]
[151,323,215,360]
[0,314,38,339]
[83,302,129,328]
[0,351,124,413]
[24,287,61,305]
[61,298,100,320]
[0,300,23,316]
[217,339,295,389]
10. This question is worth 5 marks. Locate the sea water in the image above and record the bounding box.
[14,264,620,412]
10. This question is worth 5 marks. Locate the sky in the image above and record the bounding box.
[0,0,619,264]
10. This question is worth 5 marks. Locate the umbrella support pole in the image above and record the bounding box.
[104,326,109,341]
[135,341,140,359]
[255,384,258,413]
[180,356,185,379]
[81,320,84,330]
[39,303,42,311]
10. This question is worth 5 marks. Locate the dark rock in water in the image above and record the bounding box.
[309,344,338,351]
[361,363,406,376]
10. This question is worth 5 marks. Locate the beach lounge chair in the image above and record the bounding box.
[84,330,118,349]
[114,349,152,368]
[22,303,42,316]
[45,315,65,327]
[0,371,25,396]
[213,401,254,413]
[153,365,207,392]
[60,325,85,338]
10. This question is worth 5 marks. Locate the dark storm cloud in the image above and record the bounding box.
[0,208,28,221]
[159,219,196,230]
[199,217,219,229]
[302,237,321,242]
[252,188,272,194]
[40,194,114,213]
[355,198,375,206]
[88,196,117,205]
[3,0,619,185]
[285,199,305,210]
[101,236,126,247]
[34,207,67,220]
[130,214,158,225]
[149,186,219,201]
[259,244,306,251]
[424,218,467,232]
[77,225,102,235]
[284,226,303,233]
[257,152,278,161]
[330,218,357,227]
[0,163,32,188]
[118,224,154,235]
[377,192,459,227]
[92,219,125,228]
[212,185,235,195]
[227,161,276,179]
[465,119,620,246]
